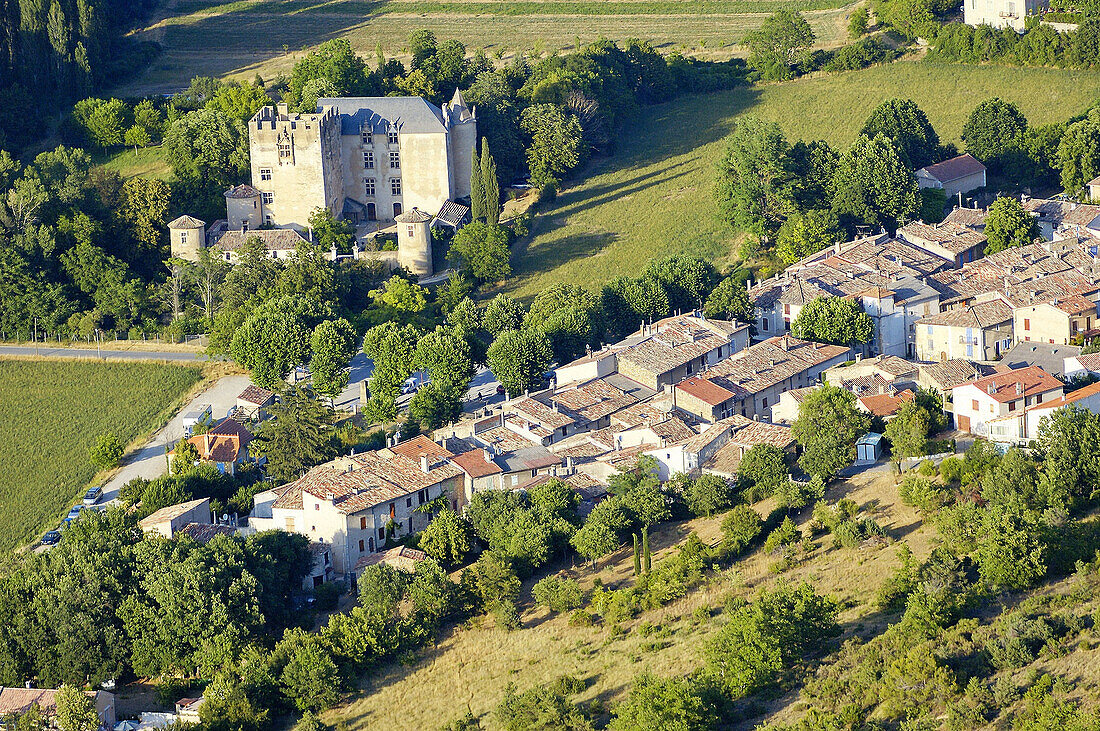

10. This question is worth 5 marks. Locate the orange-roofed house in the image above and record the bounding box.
[0,688,116,730]
[950,365,1064,435]
[170,417,256,475]
[981,381,1100,444]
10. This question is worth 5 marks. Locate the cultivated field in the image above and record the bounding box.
[121,0,854,94]
[328,464,936,729]
[505,60,1100,299]
[0,359,202,552]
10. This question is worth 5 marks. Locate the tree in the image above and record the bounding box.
[1058,113,1100,195]
[715,115,794,235]
[884,400,931,459]
[745,9,815,80]
[470,143,485,221]
[570,496,629,564]
[54,685,99,731]
[486,328,553,396]
[89,432,124,470]
[609,673,710,731]
[447,221,511,283]
[307,207,355,254]
[123,124,151,149]
[641,256,718,313]
[682,474,734,517]
[849,6,870,37]
[792,384,871,479]
[208,81,272,122]
[860,98,940,169]
[251,385,336,483]
[418,508,474,567]
[482,293,525,336]
[737,443,789,500]
[984,196,1040,254]
[776,208,841,265]
[601,276,669,341]
[163,107,249,193]
[482,141,501,225]
[71,97,130,149]
[172,438,200,476]
[310,318,358,401]
[703,275,753,322]
[471,551,521,605]
[962,98,1028,175]
[363,321,421,423]
[831,133,920,231]
[370,276,428,316]
[722,505,764,554]
[520,103,583,190]
[230,304,311,389]
[791,296,874,345]
[280,641,340,711]
[975,507,1046,590]
[286,38,373,111]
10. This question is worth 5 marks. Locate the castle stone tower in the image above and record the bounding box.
[167,215,206,262]
[396,207,434,277]
[445,88,477,200]
[225,184,263,231]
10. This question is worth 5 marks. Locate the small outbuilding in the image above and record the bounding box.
[856,432,885,463]
[915,154,987,201]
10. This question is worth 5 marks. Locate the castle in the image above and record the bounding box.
[168,90,476,277]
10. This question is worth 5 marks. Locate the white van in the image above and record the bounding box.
[181,404,213,437]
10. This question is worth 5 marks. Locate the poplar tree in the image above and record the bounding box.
[633,533,641,576]
[482,139,501,225]
[642,528,651,574]
[469,143,486,221]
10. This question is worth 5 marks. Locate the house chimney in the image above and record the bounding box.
[203,432,212,458]
[1016,382,1023,395]
[420,455,430,473]
[483,448,492,463]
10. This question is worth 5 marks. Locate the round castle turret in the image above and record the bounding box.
[225,184,263,231]
[167,215,206,263]
[396,208,434,277]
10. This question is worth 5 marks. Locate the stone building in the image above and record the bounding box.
[963,0,1047,31]
[247,91,475,230]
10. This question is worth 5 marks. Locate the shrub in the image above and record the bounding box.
[764,516,801,555]
[569,608,599,627]
[532,575,585,613]
[899,474,945,512]
[493,598,521,630]
[721,505,764,555]
[313,581,341,610]
[939,456,965,484]
[877,545,918,612]
[89,432,125,470]
[917,460,938,477]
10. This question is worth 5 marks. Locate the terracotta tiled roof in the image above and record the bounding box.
[451,449,503,478]
[355,545,426,572]
[953,365,1063,403]
[140,498,208,528]
[177,523,237,544]
[0,688,100,716]
[917,298,1013,329]
[1030,381,1100,412]
[238,385,275,405]
[388,434,454,461]
[212,228,308,252]
[1074,352,1100,372]
[682,336,849,400]
[168,215,205,229]
[897,220,988,256]
[920,359,993,390]
[1024,198,1100,228]
[617,315,744,376]
[224,184,261,199]
[511,397,575,430]
[1054,293,1097,315]
[858,389,915,417]
[676,376,742,406]
[943,206,988,228]
[916,153,986,184]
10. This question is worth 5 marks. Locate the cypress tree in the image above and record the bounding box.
[469,143,485,221]
[642,527,651,574]
[482,139,501,225]
[633,533,641,576]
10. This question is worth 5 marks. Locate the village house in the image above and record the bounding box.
[857,389,916,420]
[235,384,277,421]
[645,415,795,480]
[942,205,989,230]
[986,382,1100,444]
[771,386,819,424]
[175,523,238,544]
[0,688,116,730]
[304,542,336,589]
[248,438,462,575]
[169,417,256,476]
[673,336,851,423]
[355,545,427,575]
[502,376,645,445]
[913,154,988,202]
[139,498,214,539]
[896,220,988,267]
[950,365,1064,435]
[1064,351,1100,380]
[1000,341,1082,380]
[963,0,1047,31]
[1023,198,1100,240]
[917,359,996,408]
[1009,283,1099,346]
[824,354,919,386]
[914,297,1014,362]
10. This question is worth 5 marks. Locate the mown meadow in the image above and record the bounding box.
[0,359,201,552]
[505,60,1100,299]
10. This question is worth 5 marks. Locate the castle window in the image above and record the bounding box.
[179,231,188,243]
[225,252,232,261]
[362,131,372,144]
[363,151,374,169]
[391,178,402,196]
[388,129,399,145]
[389,151,400,169]
[259,168,272,181]
[364,178,375,197]
[262,192,274,205]
[407,226,414,237]
[278,142,292,159]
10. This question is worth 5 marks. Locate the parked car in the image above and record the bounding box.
[41,530,61,546]
[83,486,102,506]
[66,506,82,521]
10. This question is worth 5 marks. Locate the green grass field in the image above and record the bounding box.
[0,360,201,552]
[91,146,172,181]
[504,60,1100,299]
[121,0,853,94]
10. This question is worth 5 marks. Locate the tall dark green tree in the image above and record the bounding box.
[250,385,336,484]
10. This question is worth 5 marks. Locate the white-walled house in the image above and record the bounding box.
[987,381,1100,444]
[951,365,1064,435]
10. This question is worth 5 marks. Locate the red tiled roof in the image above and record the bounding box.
[676,376,739,406]
[177,523,237,544]
[1029,381,1100,413]
[917,153,986,184]
[953,365,1063,403]
[0,689,100,716]
[858,389,915,417]
[238,385,275,405]
[388,434,454,461]
[451,449,503,478]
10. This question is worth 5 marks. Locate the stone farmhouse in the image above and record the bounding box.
[914,154,987,202]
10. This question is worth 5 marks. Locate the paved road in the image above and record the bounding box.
[98,375,252,503]
[0,344,209,361]
[321,355,503,414]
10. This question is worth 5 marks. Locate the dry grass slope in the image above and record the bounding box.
[330,465,937,729]
[505,59,1100,299]
[0,359,202,552]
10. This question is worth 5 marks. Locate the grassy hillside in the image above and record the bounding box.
[504,60,1100,300]
[331,465,935,728]
[92,146,172,181]
[0,359,201,552]
[121,0,853,94]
